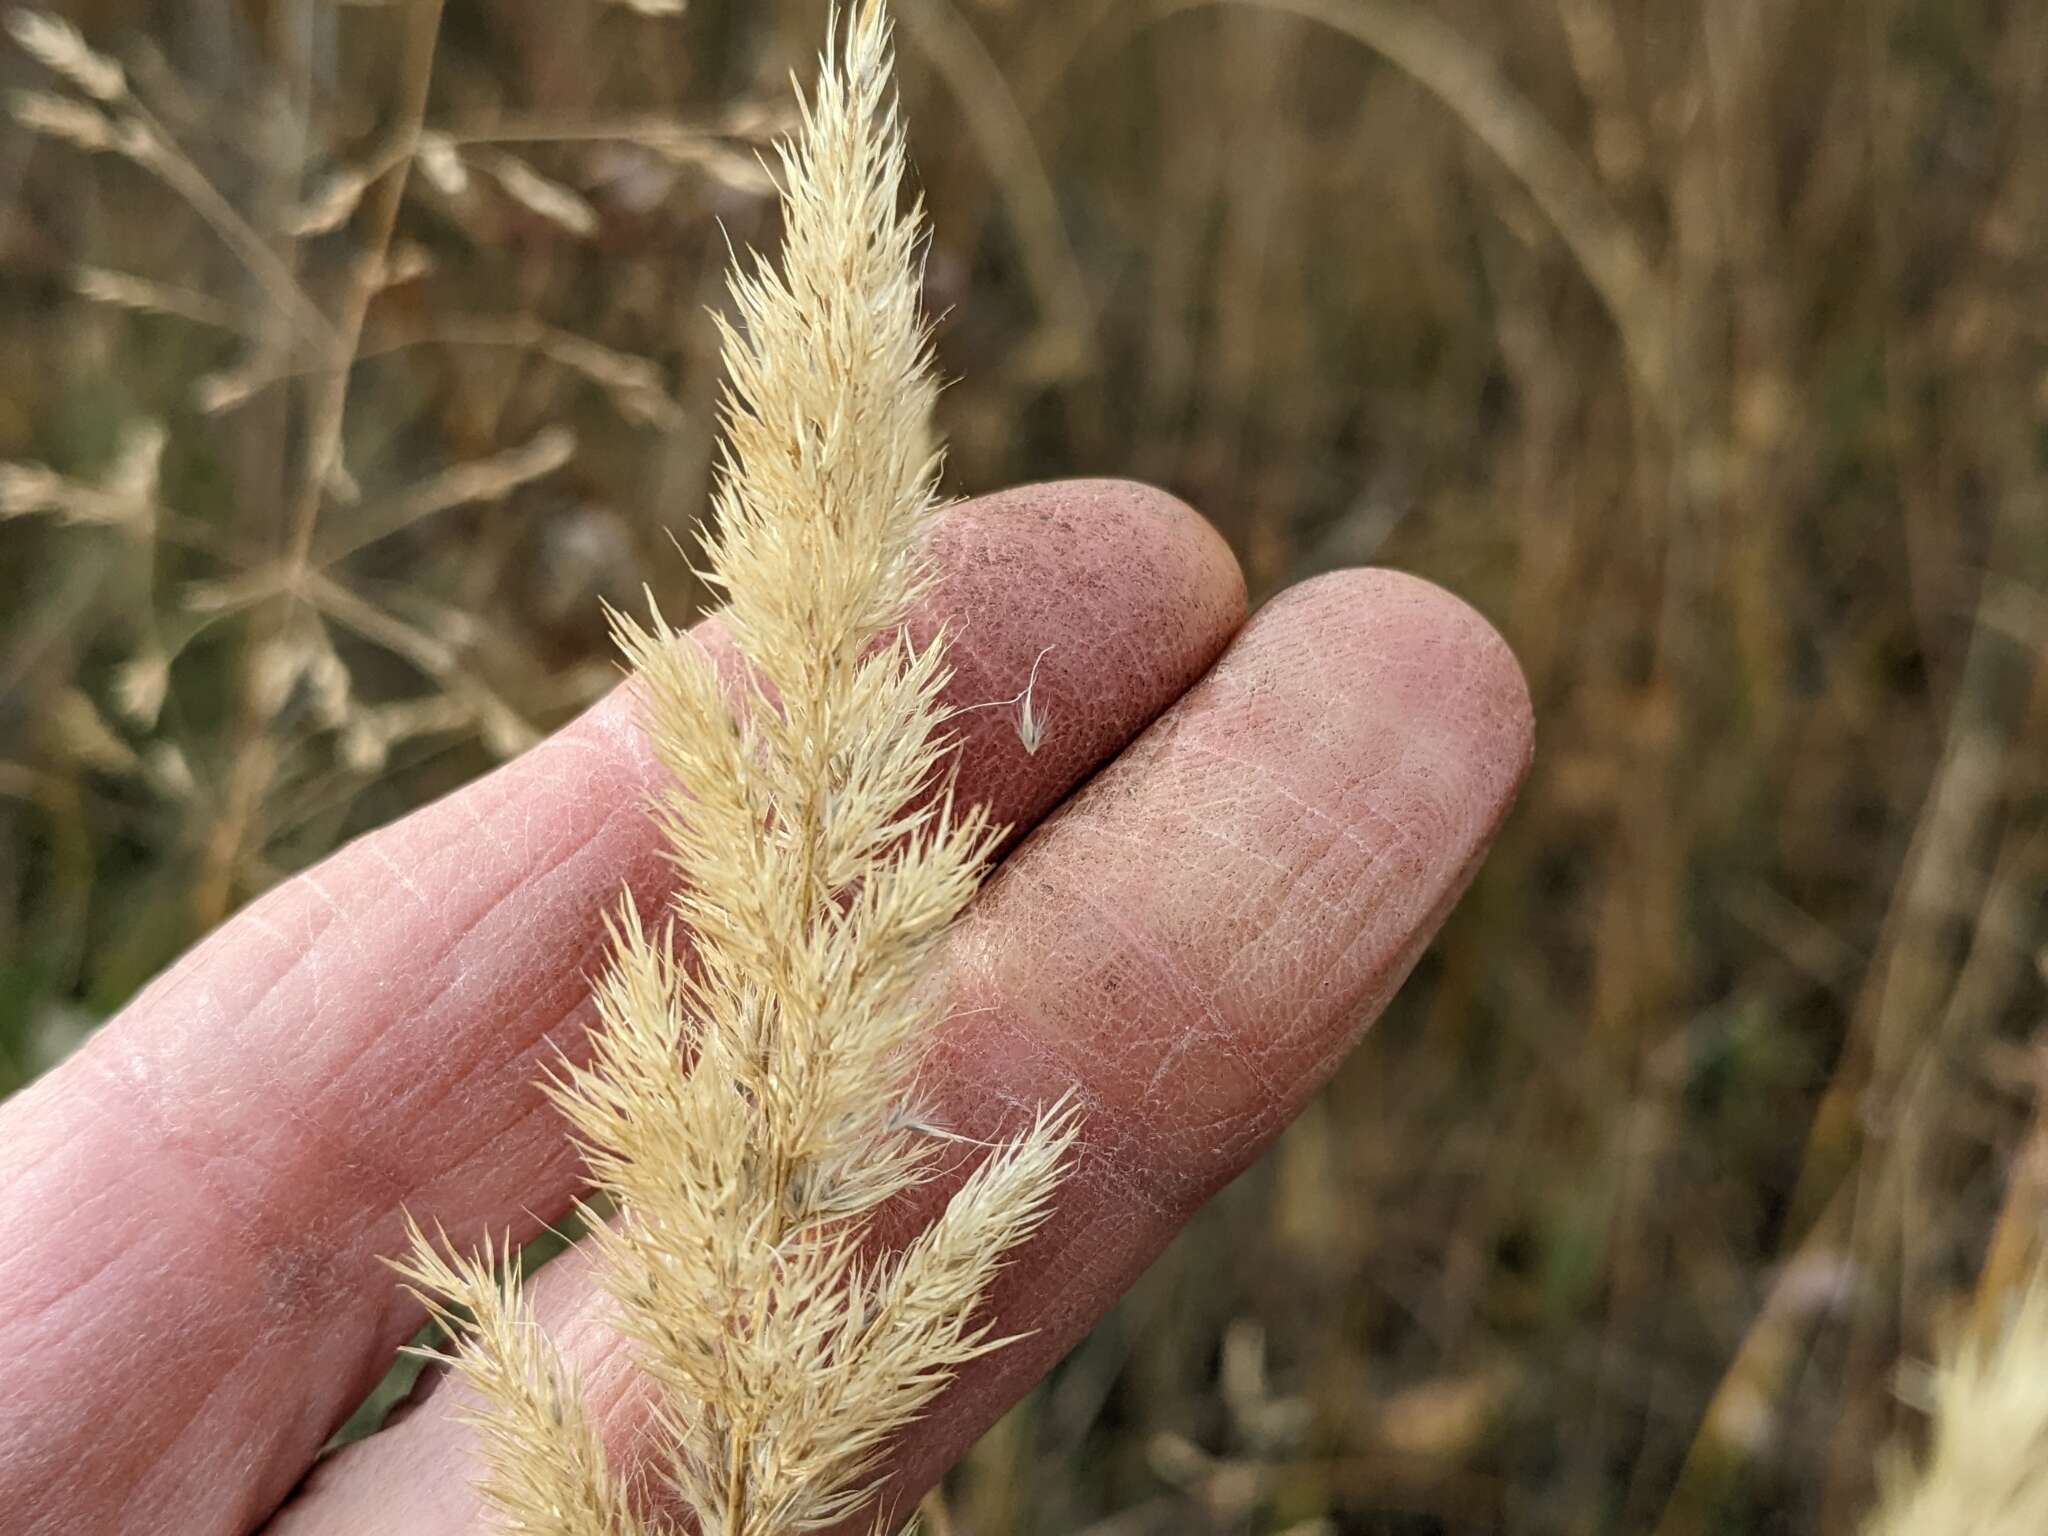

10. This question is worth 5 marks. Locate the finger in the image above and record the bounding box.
[268,567,1534,1534]
[0,482,1245,1536]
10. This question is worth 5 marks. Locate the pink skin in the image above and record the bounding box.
[0,482,1532,1536]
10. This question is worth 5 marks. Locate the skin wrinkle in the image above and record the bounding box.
[292,870,360,943]
[32,1246,251,1505]
[356,823,637,1122]
[59,1056,284,1294]
[0,482,1241,1536]
[133,1339,286,1532]
[237,907,297,949]
[449,793,518,863]
[5,1211,130,1333]
[266,567,1532,1536]
[1192,732,1432,870]
[294,755,686,1220]
[365,839,434,909]
[1315,833,1499,1076]
[1095,785,1384,1030]
[1061,870,1232,1054]
[290,994,452,1184]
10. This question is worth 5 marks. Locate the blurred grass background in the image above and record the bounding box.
[2,1,2045,1531]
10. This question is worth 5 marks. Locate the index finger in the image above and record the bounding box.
[0,481,1246,1536]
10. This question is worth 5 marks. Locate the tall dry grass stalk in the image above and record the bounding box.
[396,8,1077,1533]
[3,0,745,938]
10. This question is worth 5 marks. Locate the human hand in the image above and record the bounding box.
[0,481,1532,1535]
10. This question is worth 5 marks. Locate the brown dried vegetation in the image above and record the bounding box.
[2,2,2045,1532]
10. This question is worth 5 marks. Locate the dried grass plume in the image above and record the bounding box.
[394,6,1077,1533]
[1864,1278,2048,1536]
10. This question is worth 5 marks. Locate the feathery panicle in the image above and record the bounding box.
[1864,1278,2048,1536]
[393,1222,646,1536]
[401,7,1076,1533]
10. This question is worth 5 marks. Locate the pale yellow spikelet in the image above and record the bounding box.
[401,7,1076,1533]
[0,430,158,530]
[73,265,246,331]
[1864,1278,2048,1535]
[394,1223,646,1536]
[7,9,125,101]
[485,151,600,237]
[285,163,379,237]
[112,647,171,728]
[415,130,472,197]
[9,89,117,153]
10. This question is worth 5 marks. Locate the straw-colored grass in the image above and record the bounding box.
[394,11,1075,1532]
[3,1,2044,1531]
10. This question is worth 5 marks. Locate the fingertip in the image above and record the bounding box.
[944,478,1245,621]
[1255,565,1535,847]
[934,478,1247,685]
[919,479,1248,830]
[945,559,1536,1200]
[849,562,1537,1515]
